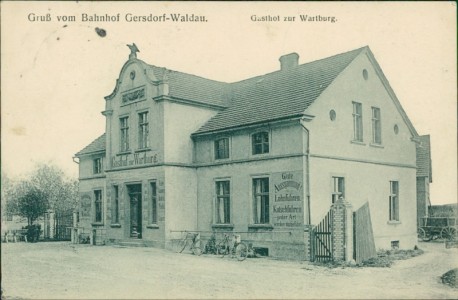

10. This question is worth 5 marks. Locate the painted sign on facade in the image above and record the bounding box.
[272,171,303,228]
[80,193,91,218]
[111,151,160,168]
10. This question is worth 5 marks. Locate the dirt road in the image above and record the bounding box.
[1,241,457,299]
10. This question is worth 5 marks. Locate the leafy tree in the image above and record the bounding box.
[16,183,49,226]
[1,171,13,218]
[2,163,79,222]
[30,163,78,213]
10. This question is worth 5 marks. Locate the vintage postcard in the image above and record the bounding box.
[1,2,457,299]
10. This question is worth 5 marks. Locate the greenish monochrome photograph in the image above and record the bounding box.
[1,2,457,299]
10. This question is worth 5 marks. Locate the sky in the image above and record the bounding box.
[1,2,456,205]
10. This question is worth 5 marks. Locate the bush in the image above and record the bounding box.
[360,256,393,267]
[360,247,424,267]
[441,269,458,288]
[24,224,41,242]
[314,246,424,268]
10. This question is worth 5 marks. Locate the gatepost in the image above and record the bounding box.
[331,199,354,262]
[71,211,78,244]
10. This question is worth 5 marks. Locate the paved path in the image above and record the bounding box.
[2,241,457,299]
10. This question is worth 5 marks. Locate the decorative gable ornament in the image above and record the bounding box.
[127,43,140,59]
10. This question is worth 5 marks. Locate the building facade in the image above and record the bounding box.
[75,46,426,259]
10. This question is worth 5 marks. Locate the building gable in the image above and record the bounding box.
[305,47,419,139]
[363,48,418,138]
[105,58,229,109]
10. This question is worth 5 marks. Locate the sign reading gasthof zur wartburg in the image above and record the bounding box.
[272,171,303,228]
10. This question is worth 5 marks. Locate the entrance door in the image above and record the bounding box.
[127,184,142,239]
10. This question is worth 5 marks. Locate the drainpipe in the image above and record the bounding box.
[300,120,311,225]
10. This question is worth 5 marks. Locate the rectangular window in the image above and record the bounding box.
[138,112,149,149]
[253,178,269,224]
[215,181,230,224]
[112,186,119,224]
[120,117,130,152]
[93,158,102,174]
[389,181,399,221]
[331,177,345,203]
[353,102,363,142]
[214,138,229,159]
[252,132,269,155]
[150,182,157,224]
[94,190,103,223]
[372,107,382,144]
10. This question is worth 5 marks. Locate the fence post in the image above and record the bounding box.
[331,199,353,262]
[304,224,314,261]
[72,211,77,244]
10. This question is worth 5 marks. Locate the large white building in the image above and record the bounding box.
[75,45,427,260]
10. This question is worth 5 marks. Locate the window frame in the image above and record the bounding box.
[215,180,231,224]
[138,111,150,149]
[389,181,400,221]
[251,131,270,155]
[112,185,119,224]
[371,106,382,145]
[150,181,158,225]
[252,177,270,224]
[214,137,230,160]
[120,116,130,152]
[331,176,345,203]
[93,157,102,174]
[352,102,363,142]
[93,189,103,224]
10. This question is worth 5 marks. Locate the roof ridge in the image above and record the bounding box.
[194,46,366,135]
[144,61,230,85]
[230,46,367,85]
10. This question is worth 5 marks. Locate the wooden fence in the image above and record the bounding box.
[353,202,376,263]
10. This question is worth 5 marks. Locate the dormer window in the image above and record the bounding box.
[214,138,229,160]
[252,131,269,155]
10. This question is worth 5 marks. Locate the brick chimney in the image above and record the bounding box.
[279,53,299,71]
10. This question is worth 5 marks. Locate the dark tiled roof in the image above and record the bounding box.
[416,135,432,181]
[75,133,106,157]
[139,61,229,108]
[193,47,365,135]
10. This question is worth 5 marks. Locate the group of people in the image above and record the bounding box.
[3,225,41,243]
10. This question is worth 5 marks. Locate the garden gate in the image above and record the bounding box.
[55,211,73,241]
[311,209,333,262]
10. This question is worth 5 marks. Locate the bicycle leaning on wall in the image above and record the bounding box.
[216,233,248,261]
[177,232,202,256]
